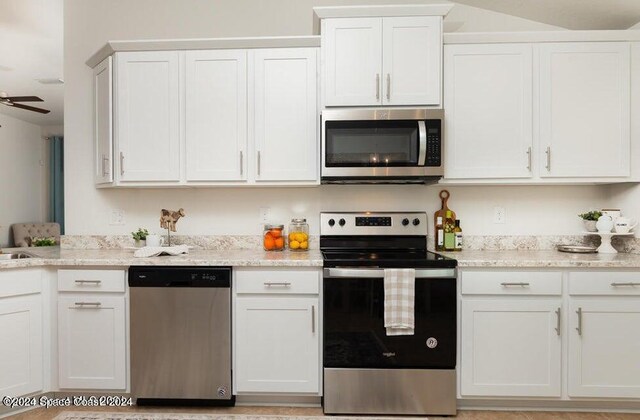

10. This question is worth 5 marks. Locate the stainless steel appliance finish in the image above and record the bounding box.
[321,108,444,183]
[321,211,427,236]
[321,212,457,416]
[323,368,456,415]
[129,266,234,405]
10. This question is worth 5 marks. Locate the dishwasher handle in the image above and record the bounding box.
[128,266,232,287]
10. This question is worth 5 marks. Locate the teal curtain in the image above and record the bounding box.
[49,136,65,234]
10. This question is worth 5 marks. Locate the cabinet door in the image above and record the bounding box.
[186,50,247,181]
[323,18,382,106]
[58,296,126,390]
[235,296,319,393]
[0,294,43,397]
[382,16,441,106]
[539,42,630,178]
[251,48,318,182]
[93,56,113,185]
[569,299,640,398]
[444,44,533,179]
[461,299,561,397]
[115,51,181,182]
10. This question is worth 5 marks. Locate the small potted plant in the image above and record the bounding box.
[31,237,56,247]
[131,228,149,247]
[578,210,602,232]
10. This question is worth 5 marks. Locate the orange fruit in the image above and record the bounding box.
[274,237,284,249]
[264,235,275,250]
[300,241,308,249]
[270,229,282,238]
[290,240,300,249]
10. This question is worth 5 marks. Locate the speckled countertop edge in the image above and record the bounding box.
[0,247,324,270]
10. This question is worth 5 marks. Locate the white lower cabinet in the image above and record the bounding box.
[0,269,43,397]
[234,268,320,394]
[568,272,640,398]
[461,299,562,397]
[57,269,127,390]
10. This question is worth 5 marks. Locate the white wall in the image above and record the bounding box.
[64,0,604,238]
[0,113,47,246]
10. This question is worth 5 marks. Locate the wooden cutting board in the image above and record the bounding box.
[434,190,456,249]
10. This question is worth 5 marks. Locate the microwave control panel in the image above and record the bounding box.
[425,120,441,167]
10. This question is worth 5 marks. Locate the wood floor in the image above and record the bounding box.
[5,405,640,420]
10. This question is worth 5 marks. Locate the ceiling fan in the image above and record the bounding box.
[0,92,50,114]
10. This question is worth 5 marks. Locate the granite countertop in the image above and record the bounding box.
[440,249,640,269]
[0,247,324,269]
[3,247,640,270]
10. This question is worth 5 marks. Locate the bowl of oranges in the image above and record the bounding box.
[263,224,285,251]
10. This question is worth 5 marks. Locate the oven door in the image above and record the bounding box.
[321,109,443,180]
[323,267,456,370]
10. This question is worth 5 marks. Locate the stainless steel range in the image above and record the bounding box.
[321,212,457,416]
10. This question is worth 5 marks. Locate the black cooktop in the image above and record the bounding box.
[321,249,458,268]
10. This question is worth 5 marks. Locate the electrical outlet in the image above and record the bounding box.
[110,209,125,225]
[259,207,271,224]
[493,206,506,224]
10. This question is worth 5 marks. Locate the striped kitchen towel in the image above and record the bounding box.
[383,268,416,336]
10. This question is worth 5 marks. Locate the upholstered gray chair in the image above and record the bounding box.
[11,223,61,247]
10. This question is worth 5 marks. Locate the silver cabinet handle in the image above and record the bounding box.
[75,280,102,285]
[74,302,102,308]
[526,147,532,171]
[257,151,261,176]
[500,282,530,287]
[311,305,316,333]
[102,155,110,177]
[576,307,582,336]
[611,282,640,287]
[386,74,391,101]
[555,307,561,336]
[240,151,243,176]
[120,151,125,175]
[376,74,380,101]
[264,282,291,287]
[545,146,551,171]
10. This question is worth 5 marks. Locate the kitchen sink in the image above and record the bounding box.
[0,252,36,260]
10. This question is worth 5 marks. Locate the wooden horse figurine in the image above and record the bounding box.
[160,208,185,232]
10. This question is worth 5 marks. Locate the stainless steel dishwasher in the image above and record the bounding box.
[129,266,234,406]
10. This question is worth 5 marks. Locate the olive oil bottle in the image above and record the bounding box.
[444,210,455,251]
[435,215,444,251]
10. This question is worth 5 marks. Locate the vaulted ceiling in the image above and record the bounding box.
[451,0,640,30]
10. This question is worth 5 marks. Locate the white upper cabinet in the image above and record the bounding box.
[323,18,382,106]
[185,50,247,182]
[115,51,181,182]
[382,17,441,106]
[539,42,630,178]
[444,44,533,179]
[93,56,113,185]
[323,16,441,107]
[251,48,318,182]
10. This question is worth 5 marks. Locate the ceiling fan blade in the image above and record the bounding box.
[10,102,50,114]
[4,96,43,102]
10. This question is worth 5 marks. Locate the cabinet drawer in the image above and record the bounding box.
[569,272,640,296]
[235,268,320,294]
[0,269,42,298]
[461,270,562,296]
[58,269,125,293]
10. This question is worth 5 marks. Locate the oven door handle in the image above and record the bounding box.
[324,268,456,279]
[417,120,427,166]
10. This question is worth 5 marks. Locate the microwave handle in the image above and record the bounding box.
[418,121,427,166]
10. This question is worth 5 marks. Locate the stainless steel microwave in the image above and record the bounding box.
[321,108,444,184]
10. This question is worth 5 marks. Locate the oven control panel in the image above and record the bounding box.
[321,212,428,236]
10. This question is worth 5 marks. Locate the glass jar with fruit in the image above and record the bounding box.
[288,218,309,251]
[263,224,285,251]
